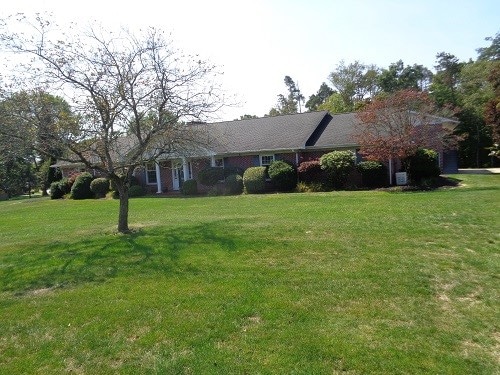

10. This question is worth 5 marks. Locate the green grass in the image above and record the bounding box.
[0,174,499,374]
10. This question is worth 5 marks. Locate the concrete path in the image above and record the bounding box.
[458,168,500,174]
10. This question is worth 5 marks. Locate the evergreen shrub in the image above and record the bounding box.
[268,160,297,192]
[356,161,388,188]
[319,151,355,189]
[197,167,224,187]
[70,172,94,199]
[181,179,198,195]
[90,177,109,198]
[404,148,440,185]
[225,174,244,195]
[243,167,266,194]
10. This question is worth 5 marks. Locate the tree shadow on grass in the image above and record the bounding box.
[0,220,240,295]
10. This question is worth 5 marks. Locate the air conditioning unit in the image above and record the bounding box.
[395,172,408,186]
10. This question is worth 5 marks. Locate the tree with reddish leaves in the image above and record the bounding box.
[355,90,457,181]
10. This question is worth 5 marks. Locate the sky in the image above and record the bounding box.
[2,0,500,121]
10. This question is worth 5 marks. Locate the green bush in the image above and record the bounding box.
[243,167,267,194]
[223,166,244,179]
[50,181,65,199]
[225,174,244,195]
[181,179,198,195]
[109,175,141,198]
[70,172,94,200]
[128,184,145,197]
[197,167,224,187]
[356,161,388,188]
[403,148,440,185]
[58,177,73,195]
[296,181,327,193]
[90,177,109,198]
[319,151,355,189]
[268,160,297,192]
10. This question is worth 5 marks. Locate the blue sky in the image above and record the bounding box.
[3,0,500,120]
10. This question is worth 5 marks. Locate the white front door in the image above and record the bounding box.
[172,161,184,191]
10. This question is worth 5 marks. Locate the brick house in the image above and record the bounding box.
[54,111,458,192]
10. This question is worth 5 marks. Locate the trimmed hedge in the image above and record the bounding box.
[198,167,224,187]
[403,148,440,185]
[225,174,243,195]
[319,151,355,189]
[181,179,198,195]
[243,167,266,194]
[268,160,297,192]
[50,181,65,199]
[128,184,145,197]
[70,172,94,199]
[297,159,325,183]
[90,177,109,198]
[356,161,388,188]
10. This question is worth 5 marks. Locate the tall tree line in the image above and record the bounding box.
[265,33,499,167]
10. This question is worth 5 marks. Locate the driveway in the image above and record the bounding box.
[458,168,500,174]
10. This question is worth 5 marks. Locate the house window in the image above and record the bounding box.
[214,158,224,168]
[260,154,275,166]
[146,163,157,184]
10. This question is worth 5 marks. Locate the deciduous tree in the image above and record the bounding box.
[305,83,334,111]
[355,90,455,167]
[0,15,223,232]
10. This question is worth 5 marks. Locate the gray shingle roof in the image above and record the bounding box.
[312,112,359,149]
[207,111,330,154]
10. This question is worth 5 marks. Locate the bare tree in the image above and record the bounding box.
[0,14,224,233]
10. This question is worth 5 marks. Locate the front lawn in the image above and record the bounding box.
[0,174,498,374]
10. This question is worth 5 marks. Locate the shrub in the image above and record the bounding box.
[58,177,73,195]
[128,184,145,197]
[356,161,388,188]
[296,181,327,193]
[319,151,355,189]
[197,167,224,187]
[268,160,297,192]
[109,175,141,198]
[181,179,198,195]
[403,148,440,185]
[225,174,244,195]
[243,167,267,194]
[297,159,325,184]
[50,181,65,199]
[223,166,244,179]
[90,177,109,198]
[70,172,94,199]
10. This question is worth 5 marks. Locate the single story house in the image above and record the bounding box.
[54,111,459,192]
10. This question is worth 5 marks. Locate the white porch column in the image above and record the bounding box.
[182,157,189,181]
[210,155,216,167]
[155,162,162,193]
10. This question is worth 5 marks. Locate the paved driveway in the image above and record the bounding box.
[458,168,500,174]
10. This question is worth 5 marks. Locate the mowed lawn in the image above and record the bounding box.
[0,175,498,374]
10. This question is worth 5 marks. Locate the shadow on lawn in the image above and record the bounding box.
[0,220,240,295]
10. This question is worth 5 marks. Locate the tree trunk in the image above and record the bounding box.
[116,180,130,233]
